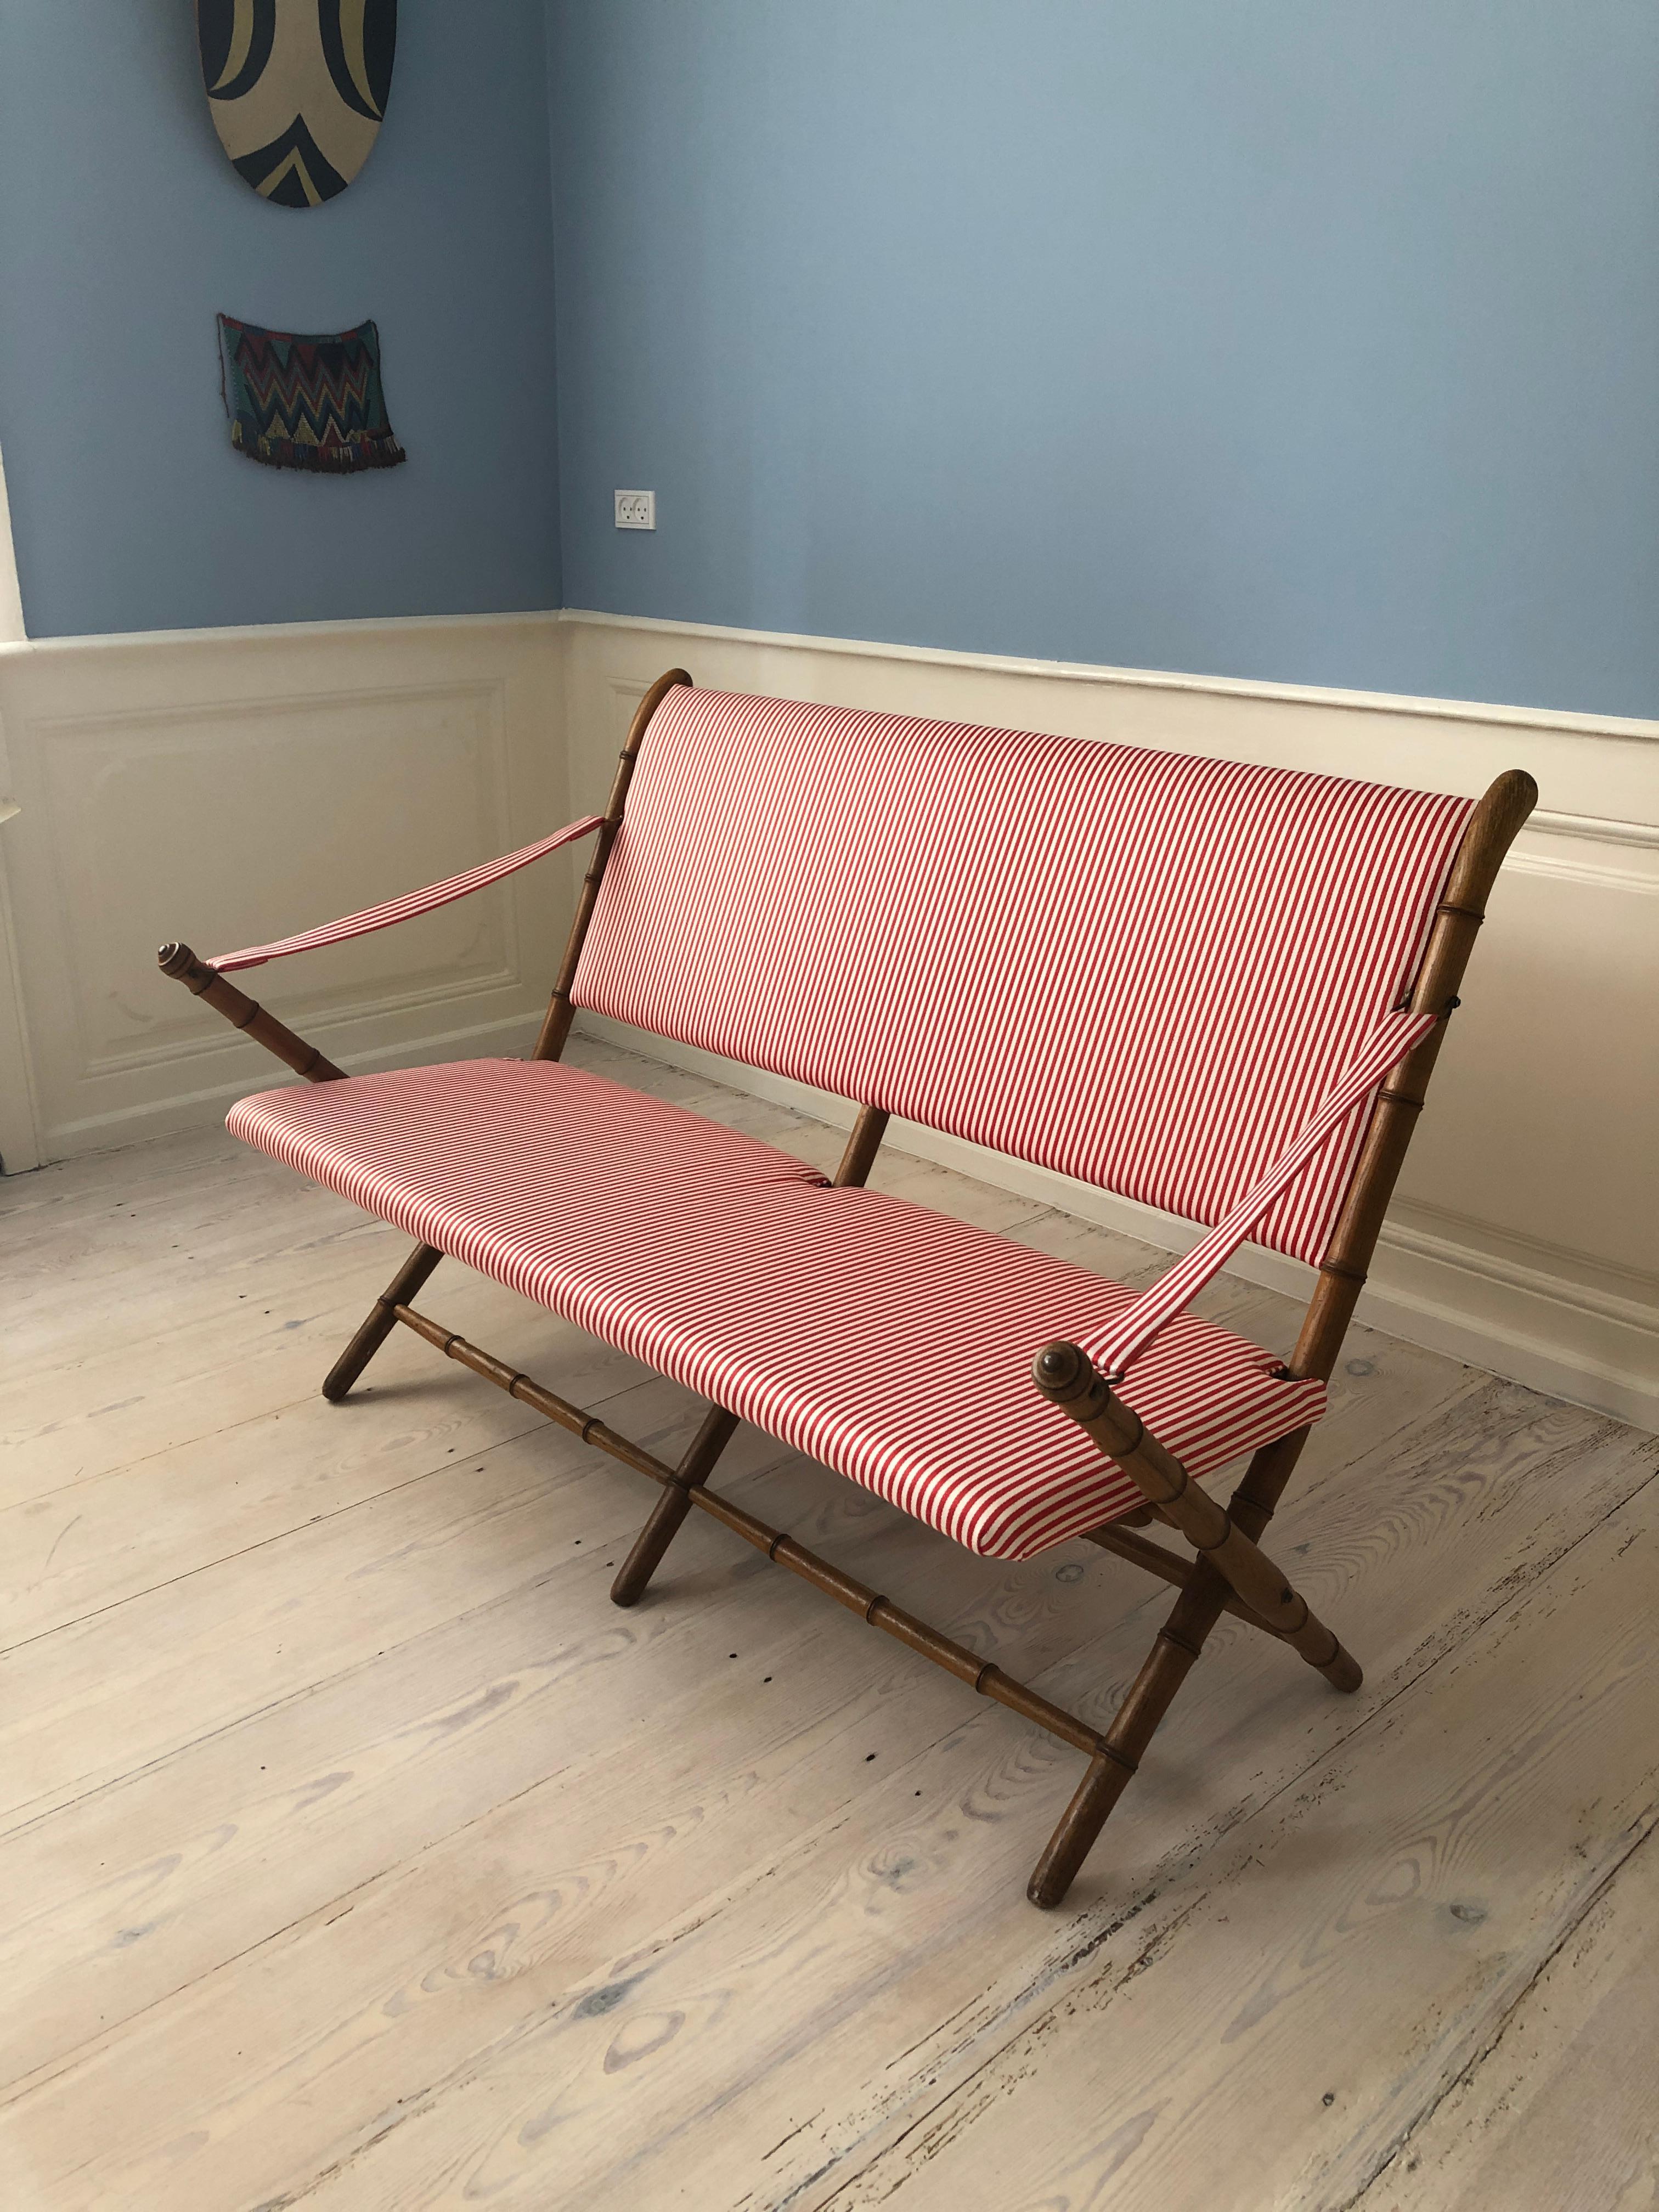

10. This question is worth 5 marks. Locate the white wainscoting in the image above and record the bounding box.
[0,613,571,1170]
[561,611,1659,1430]
[1,604,1651,1429]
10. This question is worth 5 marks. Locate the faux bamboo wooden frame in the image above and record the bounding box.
[160,668,1537,1908]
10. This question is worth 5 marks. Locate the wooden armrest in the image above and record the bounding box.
[157,942,345,1084]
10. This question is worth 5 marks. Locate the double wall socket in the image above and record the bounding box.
[614,490,656,530]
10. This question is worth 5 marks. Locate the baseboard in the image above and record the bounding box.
[1361,1206,1659,1429]
[576,1013,1659,1435]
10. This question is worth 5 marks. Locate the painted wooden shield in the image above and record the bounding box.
[197,1,397,207]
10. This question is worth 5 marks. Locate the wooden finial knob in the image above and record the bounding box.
[1033,1340,1088,1402]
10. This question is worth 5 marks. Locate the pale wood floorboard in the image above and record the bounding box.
[1,1036,1654,2211]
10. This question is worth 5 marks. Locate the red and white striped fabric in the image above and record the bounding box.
[1085,1002,1440,1378]
[209,814,603,973]
[227,1059,1326,1559]
[573,690,1474,1268]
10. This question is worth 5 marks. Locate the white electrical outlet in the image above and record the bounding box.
[614,489,656,530]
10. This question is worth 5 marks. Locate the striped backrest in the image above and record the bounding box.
[572,688,1475,1266]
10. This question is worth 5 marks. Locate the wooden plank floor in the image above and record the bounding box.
[2,1036,1655,2212]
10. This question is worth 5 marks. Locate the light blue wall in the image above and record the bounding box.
[7,5,1654,713]
[0,0,561,636]
[548,1,1659,719]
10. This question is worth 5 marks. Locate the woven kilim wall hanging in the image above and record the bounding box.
[198,1,397,206]
[217,315,407,473]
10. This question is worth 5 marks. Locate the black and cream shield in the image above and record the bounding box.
[197,1,397,207]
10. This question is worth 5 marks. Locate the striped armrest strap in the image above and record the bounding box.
[1081,1003,1443,1381]
[209,815,605,973]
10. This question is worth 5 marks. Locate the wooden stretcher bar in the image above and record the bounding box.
[391,1300,1112,1758]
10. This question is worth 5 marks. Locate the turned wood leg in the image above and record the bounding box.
[323,1241,445,1401]
[1028,1420,1328,1909]
[1028,1565,1233,1908]
[610,1408,742,1607]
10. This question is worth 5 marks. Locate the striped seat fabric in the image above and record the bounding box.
[573,689,1475,1268]
[228,1061,1326,1559]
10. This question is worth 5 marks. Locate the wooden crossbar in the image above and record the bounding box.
[1035,1341,1362,1690]
[392,1303,1111,1757]
[1080,1520,1297,1637]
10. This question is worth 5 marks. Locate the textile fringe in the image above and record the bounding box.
[229,421,405,472]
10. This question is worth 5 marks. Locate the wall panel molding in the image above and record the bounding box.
[1508,810,1659,897]
[32,677,517,1081]
[0,614,567,1160]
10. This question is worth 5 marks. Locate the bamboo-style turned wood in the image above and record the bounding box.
[155,943,345,1083]
[392,1304,1107,1757]
[394,1302,676,1480]
[1029,1419,1340,1908]
[1033,1341,1363,1687]
[1081,1519,1297,1635]
[321,1240,445,1403]
[1284,766,1538,1385]
[609,1406,742,1608]
[557,673,711,1598]
[533,667,693,1063]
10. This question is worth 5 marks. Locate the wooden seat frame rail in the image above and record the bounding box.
[159,668,1537,1908]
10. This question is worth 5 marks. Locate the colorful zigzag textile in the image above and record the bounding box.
[217,314,405,473]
